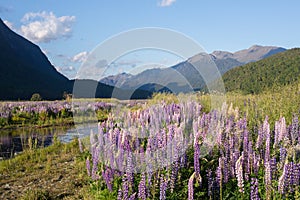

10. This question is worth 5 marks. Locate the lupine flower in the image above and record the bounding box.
[170,161,179,193]
[264,161,272,186]
[138,173,147,200]
[91,146,100,180]
[264,117,271,162]
[278,162,288,194]
[160,174,168,200]
[194,141,201,177]
[279,147,287,167]
[250,177,260,200]
[117,188,122,200]
[235,153,244,193]
[216,157,223,186]
[292,163,300,185]
[270,157,277,178]
[188,172,195,200]
[223,156,229,183]
[278,117,287,143]
[102,167,113,191]
[207,169,213,198]
[122,175,129,199]
[128,193,136,200]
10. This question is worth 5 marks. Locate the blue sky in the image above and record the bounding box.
[1,0,300,78]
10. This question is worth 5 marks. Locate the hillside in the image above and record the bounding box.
[0,18,151,100]
[223,48,300,94]
[0,19,72,100]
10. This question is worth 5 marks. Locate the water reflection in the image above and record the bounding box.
[0,124,97,159]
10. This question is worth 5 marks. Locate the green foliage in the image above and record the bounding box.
[30,93,42,101]
[223,48,300,94]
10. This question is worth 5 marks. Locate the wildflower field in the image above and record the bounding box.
[0,84,299,199]
[81,92,300,200]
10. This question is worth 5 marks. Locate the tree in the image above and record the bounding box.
[30,93,42,101]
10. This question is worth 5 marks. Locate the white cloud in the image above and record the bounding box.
[159,0,176,7]
[3,20,14,30]
[71,51,89,63]
[56,65,75,72]
[20,11,75,43]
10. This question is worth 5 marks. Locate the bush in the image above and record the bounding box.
[30,93,42,101]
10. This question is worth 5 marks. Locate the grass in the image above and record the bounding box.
[0,138,90,200]
[197,80,300,128]
[149,84,300,129]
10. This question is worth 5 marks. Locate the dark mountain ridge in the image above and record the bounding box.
[0,18,71,100]
[0,19,151,100]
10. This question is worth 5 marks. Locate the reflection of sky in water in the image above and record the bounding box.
[0,124,96,159]
[60,123,97,144]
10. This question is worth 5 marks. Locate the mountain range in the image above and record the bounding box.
[100,45,286,92]
[0,17,292,100]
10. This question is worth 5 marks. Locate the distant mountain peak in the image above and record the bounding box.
[233,45,286,63]
[211,50,233,60]
[99,45,287,93]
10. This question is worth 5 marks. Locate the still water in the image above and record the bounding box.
[0,124,97,159]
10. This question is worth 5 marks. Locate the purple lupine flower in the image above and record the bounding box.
[279,147,287,167]
[170,161,179,193]
[117,188,122,200]
[138,173,147,200]
[160,174,168,200]
[270,157,277,179]
[223,156,229,183]
[91,146,100,180]
[194,139,201,177]
[102,167,113,191]
[122,175,129,199]
[278,117,287,142]
[126,151,134,188]
[235,153,244,193]
[250,177,260,200]
[292,163,300,186]
[207,169,213,198]
[286,162,293,191]
[188,173,195,200]
[128,193,136,200]
[264,116,271,162]
[247,141,253,177]
[216,157,223,186]
[86,157,91,177]
[264,161,272,187]
[243,130,249,182]
[278,162,288,194]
